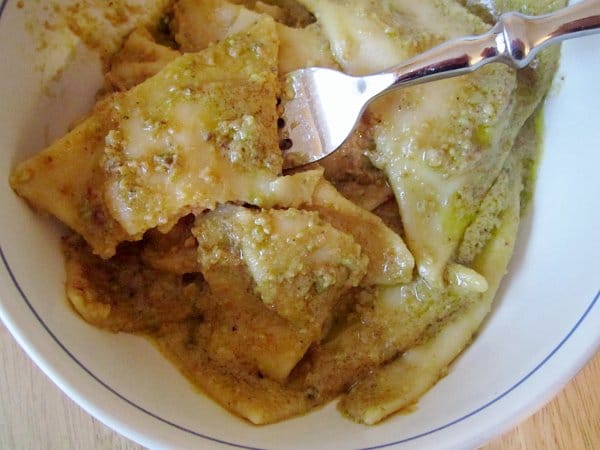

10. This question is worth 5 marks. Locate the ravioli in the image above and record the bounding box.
[173,0,337,72]
[340,124,527,423]
[11,17,321,257]
[193,205,368,381]
[300,0,516,284]
[106,26,180,91]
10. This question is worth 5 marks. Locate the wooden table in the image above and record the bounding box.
[1,322,598,449]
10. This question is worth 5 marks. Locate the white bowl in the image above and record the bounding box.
[0,1,598,449]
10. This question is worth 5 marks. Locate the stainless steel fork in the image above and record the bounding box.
[278,0,600,169]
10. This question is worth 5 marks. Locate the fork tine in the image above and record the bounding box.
[279,68,367,169]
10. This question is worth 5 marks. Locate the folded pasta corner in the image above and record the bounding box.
[193,204,368,382]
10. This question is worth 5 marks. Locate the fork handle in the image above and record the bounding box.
[366,0,600,95]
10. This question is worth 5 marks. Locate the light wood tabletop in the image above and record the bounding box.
[1,322,598,449]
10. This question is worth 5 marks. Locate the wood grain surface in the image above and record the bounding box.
[0,322,598,449]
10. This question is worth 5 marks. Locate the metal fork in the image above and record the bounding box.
[278,0,600,169]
